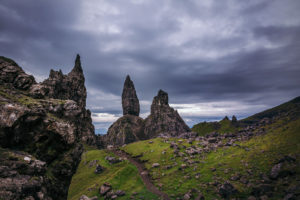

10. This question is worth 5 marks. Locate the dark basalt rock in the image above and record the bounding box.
[104,76,145,146]
[38,54,86,108]
[105,115,145,146]
[0,56,36,90]
[29,55,96,145]
[218,182,238,198]
[144,89,190,138]
[122,75,140,116]
[0,55,96,200]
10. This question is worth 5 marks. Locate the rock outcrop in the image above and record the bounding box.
[30,54,96,145]
[105,76,145,146]
[105,115,145,146]
[105,83,190,146]
[0,56,36,90]
[144,90,190,138]
[0,55,95,200]
[122,75,140,116]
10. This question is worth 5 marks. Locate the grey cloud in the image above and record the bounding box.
[0,0,300,131]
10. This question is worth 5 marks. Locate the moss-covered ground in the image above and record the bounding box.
[122,117,300,199]
[67,146,158,200]
[192,117,239,136]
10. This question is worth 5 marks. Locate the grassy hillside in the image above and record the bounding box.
[192,96,300,136]
[122,117,300,199]
[241,96,300,124]
[192,117,239,136]
[68,147,157,200]
[69,97,300,199]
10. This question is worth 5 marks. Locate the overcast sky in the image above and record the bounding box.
[1,0,300,133]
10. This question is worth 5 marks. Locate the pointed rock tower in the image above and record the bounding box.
[105,75,145,146]
[122,75,140,116]
[39,54,87,108]
[29,54,96,145]
[144,89,190,137]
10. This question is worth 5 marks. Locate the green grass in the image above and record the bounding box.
[242,96,300,124]
[68,149,157,200]
[122,117,300,199]
[192,117,239,136]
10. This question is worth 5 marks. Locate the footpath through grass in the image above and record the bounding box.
[122,118,300,199]
[68,147,157,200]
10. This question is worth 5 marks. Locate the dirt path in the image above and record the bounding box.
[110,149,171,200]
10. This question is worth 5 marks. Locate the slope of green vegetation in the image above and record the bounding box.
[68,147,157,200]
[123,117,300,199]
[242,96,300,124]
[192,117,239,136]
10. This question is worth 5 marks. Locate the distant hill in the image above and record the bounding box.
[192,96,300,136]
[241,96,300,124]
[192,116,239,136]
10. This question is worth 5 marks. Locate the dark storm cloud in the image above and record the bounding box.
[1,0,300,132]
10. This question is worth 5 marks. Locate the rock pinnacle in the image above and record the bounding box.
[122,75,140,116]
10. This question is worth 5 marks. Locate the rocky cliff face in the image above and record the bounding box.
[29,55,95,145]
[144,90,191,138]
[0,56,95,200]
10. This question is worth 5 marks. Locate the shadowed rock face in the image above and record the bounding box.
[0,56,36,90]
[144,89,191,138]
[0,55,95,200]
[122,75,140,116]
[104,87,190,147]
[104,76,142,146]
[105,115,145,146]
[40,54,87,109]
[29,55,95,145]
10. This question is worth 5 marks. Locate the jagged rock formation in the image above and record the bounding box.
[105,86,190,146]
[30,54,95,145]
[144,90,191,138]
[35,55,86,108]
[122,75,140,116]
[105,76,145,146]
[0,56,95,200]
[0,56,36,90]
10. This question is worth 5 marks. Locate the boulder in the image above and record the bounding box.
[105,156,121,164]
[79,195,98,200]
[99,183,112,196]
[218,182,237,198]
[94,165,104,174]
[152,163,160,168]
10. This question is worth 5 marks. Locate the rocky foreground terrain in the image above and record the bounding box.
[69,97,300,200]
[0,56,96,200]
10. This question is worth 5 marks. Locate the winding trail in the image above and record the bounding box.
[110,149,171,200]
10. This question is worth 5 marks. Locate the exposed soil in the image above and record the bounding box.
[111,149,170,200]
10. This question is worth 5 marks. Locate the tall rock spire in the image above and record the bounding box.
[122,75,140,116]
[71,54,83,74]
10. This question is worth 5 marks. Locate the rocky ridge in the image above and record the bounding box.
[103,76,190,147]
[0,55,96,200]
